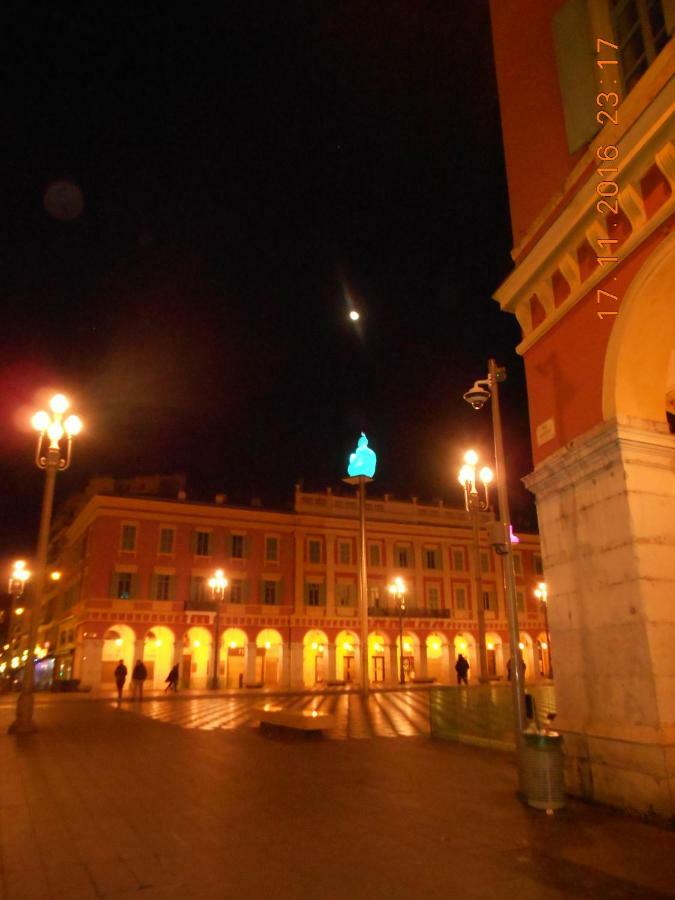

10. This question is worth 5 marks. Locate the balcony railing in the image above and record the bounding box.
[368,606,450,619]
[184,598,217,612]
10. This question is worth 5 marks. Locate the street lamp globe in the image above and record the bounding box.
[49,393,69,414]
[479,466,494,485]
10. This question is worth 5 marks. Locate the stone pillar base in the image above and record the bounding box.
[562,729,675,820]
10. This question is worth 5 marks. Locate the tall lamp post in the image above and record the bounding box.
[9,393,83,734]
[343,432,377,698]
[463,360,526,789]
[208,569,228,690]
[534,582,553,679]
[388,577,406,685]
[458,450,493,683]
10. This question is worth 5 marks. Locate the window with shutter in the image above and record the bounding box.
[368,543,381,566]
[308,539,322,563]
[155,574,171,600]
[265,536,278,562]
[338,541,352,564]
[121,524,137,552]
[306,583,321,606]
[231,534,244,558]
[159,528,174,555]
[115,572,133,599]
[452,549,466,571]
[263,581,278,605]
[195,531,212,557]
[553,0,599,152]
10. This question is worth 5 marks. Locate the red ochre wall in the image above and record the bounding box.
[524,216,675,464]
[489,0,584,246]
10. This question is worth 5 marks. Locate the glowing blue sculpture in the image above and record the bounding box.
[347,432,377,478]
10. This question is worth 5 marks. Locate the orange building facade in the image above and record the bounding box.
[490,1,675,815]
[27,480,547,693]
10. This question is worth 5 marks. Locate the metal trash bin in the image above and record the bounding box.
[522,731,565,812]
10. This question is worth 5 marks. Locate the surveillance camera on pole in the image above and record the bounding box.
[463,381,491,410]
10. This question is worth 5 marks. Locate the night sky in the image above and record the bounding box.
[1,2,535,563]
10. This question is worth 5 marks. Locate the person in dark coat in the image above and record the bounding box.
[131,659,147,700]
[164,663,179,693]
[455,653,470,685]
[507,656,526,681]
[114,660,127,701]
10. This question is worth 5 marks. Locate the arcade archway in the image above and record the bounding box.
[603,230,675,427]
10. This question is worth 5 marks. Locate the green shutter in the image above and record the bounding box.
[319,583,326,606]
[129,574,139,600]
[552,0,599,153]
[109,572,118,599]
[664,1,675,34]
[150,574,157,600]
[168,575,176,601]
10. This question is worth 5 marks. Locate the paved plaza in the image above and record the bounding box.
[0,691,674,899]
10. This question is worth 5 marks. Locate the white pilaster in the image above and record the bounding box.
[525,417,675,816]
[79,638,104,689]
[290,641,305,690]
[326,642,337,681]
[244,640,258,685]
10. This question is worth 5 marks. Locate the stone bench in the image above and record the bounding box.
[255,704,337,733]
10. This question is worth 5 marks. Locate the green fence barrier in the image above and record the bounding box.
[430,683,557,751]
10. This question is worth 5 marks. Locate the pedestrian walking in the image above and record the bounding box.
[455,653,470,686]
[114,660,127,701]
[164,663,179,693]
[507,656,526,681]
[131,659,147,700]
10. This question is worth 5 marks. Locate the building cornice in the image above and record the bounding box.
[523,416,674,498]
[494,61,675,353]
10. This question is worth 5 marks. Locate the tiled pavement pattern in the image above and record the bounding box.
[1,693,675,899]
[125,690,431,738]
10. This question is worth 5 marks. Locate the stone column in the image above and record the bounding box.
[418,640,428,679]
[290,641,305,690]
[326,642,337,681]
[79,638,104,689]
[358,640,367,687]
[133,637,145,666]
[172,636,184,668]
[281,640,291,689]
[440,642,452,684]
[524,417,675,817]
[244,640,257,685]
[387,642,399,686]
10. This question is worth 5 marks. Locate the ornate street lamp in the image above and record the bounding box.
[458,450,494,683]
[9,560,30,597]
[463,360,526,791]
[9,393,83,734]
[208,569,228,690]
[534,581,553,679]
[388,576,406,686]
